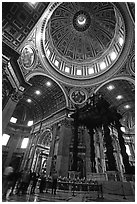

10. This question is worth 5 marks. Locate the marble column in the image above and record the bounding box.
[20,134,33,170]
[94,129,105,173]
[28,132,42,171]
[33,148,41,173]
[116,120,131,173]
[112,135,124,181]
[26,135,35,170]
[98,128,106,173]
[71,118,78,171]
[85,128,91,177]
[88,128,96,173]
[56,118,73,177]
[37,153,43,173]
[46,124,57,176]
[103,124,117,171]
[129,142,135,159]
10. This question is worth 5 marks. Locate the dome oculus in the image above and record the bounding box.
[73,10,91,32]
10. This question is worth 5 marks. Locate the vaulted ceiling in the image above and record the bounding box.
[97,79,135,129]
[13,75,67,124]
[2,2,135,128]
[2,2,49,51]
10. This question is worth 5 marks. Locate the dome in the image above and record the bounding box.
[39,2,125,80]
[49,2,116,62]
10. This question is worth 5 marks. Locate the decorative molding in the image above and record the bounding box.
[85,86,98,96]
[69,88,88,105]
[34,56,46,71]
[2,2,49,51]
[11,90,23,102]
[27,28,37,46]
[114,65,130,77]
[128,52,135,76]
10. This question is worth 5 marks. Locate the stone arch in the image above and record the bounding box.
[26,72,69,107]
[94,76,135,93]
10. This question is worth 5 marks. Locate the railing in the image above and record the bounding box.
[45,180,103,198]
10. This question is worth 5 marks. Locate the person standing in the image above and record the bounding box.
[51,171,58,195]
[19,169,31,194]
[2,164,14,199]
[39,172,46,193]
[30,172,39,194]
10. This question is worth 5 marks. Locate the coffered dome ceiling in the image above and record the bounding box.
[50,2,116,62]
[39,2,126,82]
[12,75,67,124]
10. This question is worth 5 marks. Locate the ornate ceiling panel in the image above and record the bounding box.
[97,80,135,117]
[50,2,116,62]
[12,75,67,123]
[127,2,135,22]
[2,2,49,51]
[40,2,126,80]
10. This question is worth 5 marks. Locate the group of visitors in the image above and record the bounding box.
[2,164,39,199]
[3,164,98,200]
[2,164,58,199]
[38,170,58,195]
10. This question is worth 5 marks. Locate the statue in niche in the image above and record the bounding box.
[97,158,103,173]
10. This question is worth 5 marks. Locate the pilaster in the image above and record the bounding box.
[2,90,22,134]
[85,128,91,177]
[56,118,73,177]
[46,123,58,176]
[4,133,20,168]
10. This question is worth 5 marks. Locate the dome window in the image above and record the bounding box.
[46,49,51,57]
[99,61,106,70]
[54,60,59,67]
[88,68,94,74]
[10,117,17,123]
[118,37,124,46]
[76,69,82,75]
[110,51,117,61]
[65,67,70,73]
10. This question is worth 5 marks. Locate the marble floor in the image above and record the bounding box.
[2,189,135,202]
